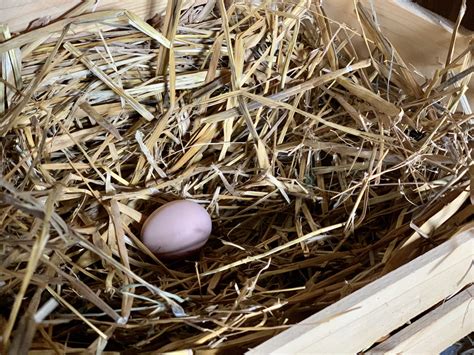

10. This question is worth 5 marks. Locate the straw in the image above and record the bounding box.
[0,1,471,352]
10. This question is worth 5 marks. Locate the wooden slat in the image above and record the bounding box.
[0,0,205,33]
[247,229,473,354]
[369,285,474,354]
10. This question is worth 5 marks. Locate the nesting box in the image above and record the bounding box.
[0,0,472,353]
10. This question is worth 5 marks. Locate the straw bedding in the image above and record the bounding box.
[0,0,472,352]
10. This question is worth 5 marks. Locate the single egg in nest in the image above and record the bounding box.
[141,200,212,258]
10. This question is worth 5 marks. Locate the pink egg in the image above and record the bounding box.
[141,200,212,258]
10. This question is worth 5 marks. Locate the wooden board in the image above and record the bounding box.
[323,0,473,107]
[369,285,474,354]
[0,0,201,34]
[246,229,473,354]
[0,1,472,352]
[0,0,471,106]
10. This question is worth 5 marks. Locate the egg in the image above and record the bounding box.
[141,200,212,258]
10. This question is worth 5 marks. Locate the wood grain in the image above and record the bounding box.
[369,285,474,354]
[247,229,473,354]
[0,0,202,33]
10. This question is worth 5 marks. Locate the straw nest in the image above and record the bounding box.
[0,0,472,353]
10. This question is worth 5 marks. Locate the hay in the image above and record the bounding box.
[0,0,472,352]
